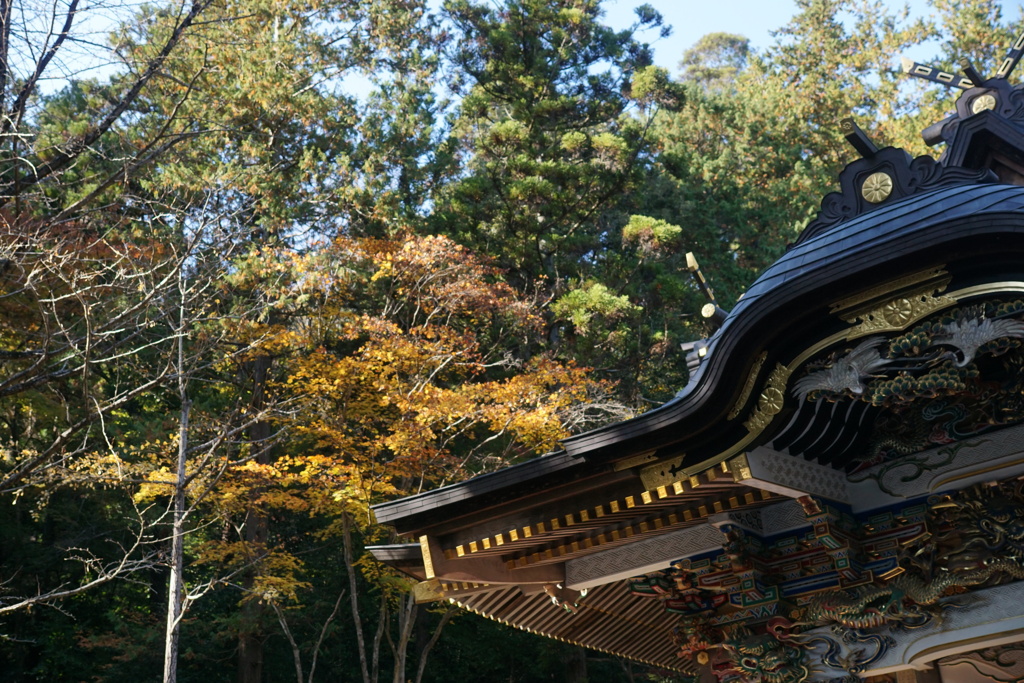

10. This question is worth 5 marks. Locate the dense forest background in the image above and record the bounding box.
[0,0,1018,680]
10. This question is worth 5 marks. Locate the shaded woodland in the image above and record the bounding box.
[0,0,1017,680]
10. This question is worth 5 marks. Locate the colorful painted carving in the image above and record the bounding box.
[721,630,810,683]
[791,300,1024,465]
[629,564,729,615]
[671,615,721,666]
[795,302,1024,406]
[632,479,1024,682]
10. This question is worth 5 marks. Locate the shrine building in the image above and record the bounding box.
[369,37,1024,683]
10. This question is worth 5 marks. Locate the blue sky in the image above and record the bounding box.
[600,0,1024,76]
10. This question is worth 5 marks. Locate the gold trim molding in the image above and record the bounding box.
[612,450,659,472]
[833,267,955,338]
[830,267,949,315]
[932,456,1024,491]
[844,290,956,338]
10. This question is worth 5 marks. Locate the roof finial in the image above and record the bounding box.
[685,252,717,308]
[901,29,1024,90]
[841,117,878,159]
[900,56,973,90]
[959,57,986,89]
[686,252,729,331]
[995,30,1024,79]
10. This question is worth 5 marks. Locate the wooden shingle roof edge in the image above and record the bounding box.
[372,448,579,526]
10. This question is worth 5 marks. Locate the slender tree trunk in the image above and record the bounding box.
[392,592,416,683]
[237,507,268,681]
[271,586,346,683]
[413,607,455,683]
[238,355,273,683]
[566,646,587,683]
[270,602,304,683]
[618,657,636,683]
[372,597,386,683]
[343,514,373,683]
[0,0,12,213]
[0,0,12,111]
[307,589,346,683]
[163,288,191,683]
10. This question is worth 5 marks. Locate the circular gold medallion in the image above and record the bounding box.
[972,93,997,114]
[861,172,893,203]
[696,652,710,665]
[881,297,915,326]
[760,386,785,416]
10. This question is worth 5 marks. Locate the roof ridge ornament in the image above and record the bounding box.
[904,30,1024,147]
[842,116,879,158]
[902,30,1024,92]
[792,118,996,247]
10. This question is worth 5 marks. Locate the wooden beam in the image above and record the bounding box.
[420,534,564,585]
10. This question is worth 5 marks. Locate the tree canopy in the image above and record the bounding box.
[0,0,1020,681]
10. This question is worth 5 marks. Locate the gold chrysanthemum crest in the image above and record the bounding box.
[861,172,893,203]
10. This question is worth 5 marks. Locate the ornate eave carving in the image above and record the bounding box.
[367,31,1024,683]
[742,362,790,433]
[794,146,996,246]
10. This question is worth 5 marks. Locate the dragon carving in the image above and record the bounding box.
[682,481,1024,683]
[791,556,1024,632]
[793,481,1024,633]
[721,631,811,683]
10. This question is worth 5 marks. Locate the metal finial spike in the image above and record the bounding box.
[685,252,717,308]
[959,58,986,88]
[901,56,974,90]
[841,117,878,158]
[996,30,1024,79]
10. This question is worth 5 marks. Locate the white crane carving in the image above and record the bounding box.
[928,312,1024,367]
[792,336,891,401]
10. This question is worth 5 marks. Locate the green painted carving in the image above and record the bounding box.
[722,631,811,683]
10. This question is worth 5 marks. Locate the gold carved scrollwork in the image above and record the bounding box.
[743,363,791,433]
[727,453,753,482]
[845,291,956,338]
[879,297,916,326]
[832,268,956,339]
[728,351,768,420]
[674,282,1024,480]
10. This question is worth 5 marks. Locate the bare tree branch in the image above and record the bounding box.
[0,0,214,205]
